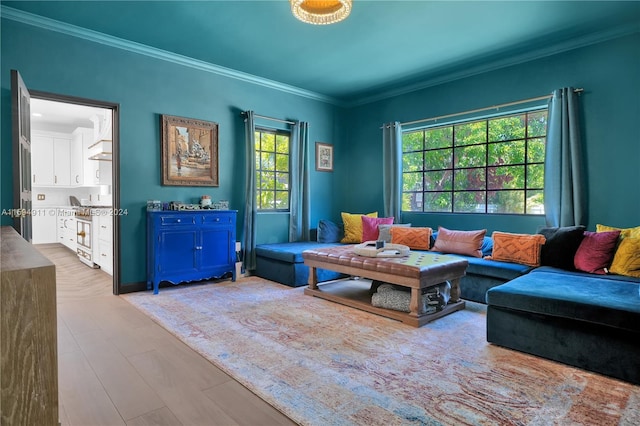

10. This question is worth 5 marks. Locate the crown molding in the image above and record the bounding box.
[346,21,640,107]
[1,6,343,106]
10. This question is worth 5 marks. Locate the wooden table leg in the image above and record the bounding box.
[308,266,318,290]
[409,287,426,317]
[449,278,460,303]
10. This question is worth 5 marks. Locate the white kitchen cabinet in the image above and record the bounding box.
[31,131,71,187]
[54,138,71,186]
[56,210,77,251]
[32,209,57,244]
[71,128,90,186]
[31,135,55,186]
[95,211,113,275]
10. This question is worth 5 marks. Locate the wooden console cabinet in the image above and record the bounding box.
[1,226,58,425]
[146,210,237,294]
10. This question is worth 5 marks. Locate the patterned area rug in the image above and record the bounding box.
[122,277,640,425]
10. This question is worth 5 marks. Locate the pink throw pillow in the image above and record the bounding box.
[574,230,621,274]
[361,216,394,241]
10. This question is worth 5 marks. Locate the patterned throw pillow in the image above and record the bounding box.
[486,231,546,267]
[431,227,486,258]
[378,223,411,243]
[574,230,621,274]
[609,237,640,278]
[390,227,432,250]
[340,212,377,243]
[361,216,394,241]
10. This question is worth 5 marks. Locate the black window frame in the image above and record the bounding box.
[255,127,291,212]
[401,107,548,215]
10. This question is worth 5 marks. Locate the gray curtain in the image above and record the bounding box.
[289,121,311,242]
[242,111,257,271]
[544,88,586,227]
[382,121,402,220]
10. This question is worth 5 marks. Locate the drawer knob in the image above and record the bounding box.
[176,219,181,223]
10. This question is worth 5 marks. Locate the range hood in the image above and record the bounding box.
[88,139,112,161]
[89,110,112,161]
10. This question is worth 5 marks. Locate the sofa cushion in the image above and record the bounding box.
[361,216,394,241]
[486,271,640,332]
[341,212,377,243]
[610,237,640,278]
[391,226,432,250]
[574,230,620,274]
[431,227,486,257]
[317,219,343,243]
[256,242,340,263]
[487,231,546,267]
[537,225,586,270]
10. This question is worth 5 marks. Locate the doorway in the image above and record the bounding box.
[30,93,120,294]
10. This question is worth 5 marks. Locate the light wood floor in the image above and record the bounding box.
[37,243,296,426]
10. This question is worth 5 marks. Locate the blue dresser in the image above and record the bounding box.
[146,210,237,294]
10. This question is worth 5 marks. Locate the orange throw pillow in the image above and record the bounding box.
[487,231,546,267]
[390,227,432,250]
[430,227,486,258]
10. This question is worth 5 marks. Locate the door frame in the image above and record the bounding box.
[30,90,122,295]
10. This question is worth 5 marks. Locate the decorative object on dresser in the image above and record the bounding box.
[160,114,219,187]
[146,210,237,294]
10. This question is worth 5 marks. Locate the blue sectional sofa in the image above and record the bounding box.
[486,267,640,384]
[254,222,640,384]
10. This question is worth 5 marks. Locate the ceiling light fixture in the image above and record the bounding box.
[290,0,352,25]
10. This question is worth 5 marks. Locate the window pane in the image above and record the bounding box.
[276,135,288,153]
[453,191,486,213]
[261,132,275,151]
[454,168,485,191]
[526,190,545,214]
[454,121,486,146]
[454,145,486,168]
[527,138,545,163]
[276,154,289,172]
[260,172,274,189]
[488,165,524,189]
[488,190,524,214]
[424,192,452,212]
[403,172,422,191]
[425,170,452,191]
[488,115,525,141]
[425,149,452,170]
[275,191,289,209]
[260,152,275,171]
[488,141,525,166]
[402,192,422,212]
[527,164,544,189]
[403,152,423,172]
[425,127,452,149]
[275,172,289,190]
[527,111,547,137]
[402,131,423,152]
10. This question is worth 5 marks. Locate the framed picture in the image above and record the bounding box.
[315,142,333,172]
[161,115,219,186]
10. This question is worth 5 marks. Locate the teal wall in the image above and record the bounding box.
[0,19,341,288]
[341,33,640,235]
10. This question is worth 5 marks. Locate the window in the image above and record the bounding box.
[402,109,547,214]
[255,128,290,211]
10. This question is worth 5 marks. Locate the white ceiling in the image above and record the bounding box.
[30,98,108,134]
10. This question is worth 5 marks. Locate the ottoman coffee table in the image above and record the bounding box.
[302,245,468,327]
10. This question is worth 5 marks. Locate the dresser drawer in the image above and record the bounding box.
[201,213,234,225]
[159,214,197,226]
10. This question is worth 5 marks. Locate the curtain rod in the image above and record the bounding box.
[241,111,296,125]
[384,88,584,129]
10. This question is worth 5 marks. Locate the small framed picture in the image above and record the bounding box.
[315,142,333,172]
[160,114,219,186]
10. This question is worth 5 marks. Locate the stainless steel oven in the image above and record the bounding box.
[76,209,97,268]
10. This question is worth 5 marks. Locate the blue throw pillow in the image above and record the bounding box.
[481,237,494,257]
[317,219,343,243]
